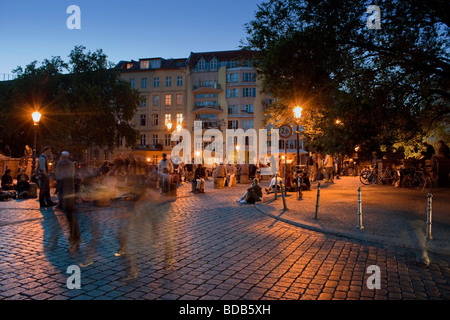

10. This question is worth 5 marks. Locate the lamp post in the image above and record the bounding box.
[293,106,302,168]
[31,111,41,177]
[293,106,303,199]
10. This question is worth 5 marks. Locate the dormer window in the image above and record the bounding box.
[210,58,217,70]
[140,60,149,69]
[198,58,206,71]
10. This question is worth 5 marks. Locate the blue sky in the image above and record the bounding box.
[0,0,264,75]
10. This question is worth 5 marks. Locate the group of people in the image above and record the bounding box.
[307,152,344,183]
[0,168,31,200]
[419,140,450,171]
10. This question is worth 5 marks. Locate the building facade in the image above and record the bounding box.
[90,49,302,168]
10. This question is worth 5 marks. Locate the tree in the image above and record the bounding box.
[245,0,449,158]
[0,46,140,159]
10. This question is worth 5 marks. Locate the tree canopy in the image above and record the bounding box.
[245,0,449,158]
[0,45,140,159]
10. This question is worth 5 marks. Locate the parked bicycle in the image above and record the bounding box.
[360,166,398,185]
[402,168,432,192]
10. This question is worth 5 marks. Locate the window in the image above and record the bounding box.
[166,76,172,87]
[227,73,239,83]
[153,95,159,106]
[226,89,239,98]
[152,114,158,126]
[140,134,146,146]
[243,73,256,82]
[176,94,183,105]
[129,79,135,88]
[198,59,206,71]
[228,105,238,115]
[141,78,147,88]
[165,134,171,146]
[210,58,217,70]
[153,77,159,87]
[141,99,147,107]
[242,104,254,113]
[140,114,146,126]
[177,76,183,86]
[140,60,149,69]
[176,113,183,124]
[165,113,171,125]
[243,88,256,97]
[152,134,158,146]
[165,94,172,106]
[228,120,238,129]
[242,120,254,129]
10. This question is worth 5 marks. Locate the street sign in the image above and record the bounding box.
[279,125,293,138]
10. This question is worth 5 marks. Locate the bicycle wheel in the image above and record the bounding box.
[422,175,433,193]
[360,169,374,185]
[408,174,421,190]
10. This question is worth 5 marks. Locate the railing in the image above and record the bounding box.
[193,83,221,90]
[0,73,17,81]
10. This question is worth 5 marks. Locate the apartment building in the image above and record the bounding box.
[113,57,187,164]
[88,49,298,167]
[186,50,270,166]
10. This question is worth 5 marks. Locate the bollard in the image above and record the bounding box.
[314,183,320,220]
[356,187,365,230]
[426,193,433,240]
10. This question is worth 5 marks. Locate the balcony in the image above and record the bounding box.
[193,82,222,94]
[192,105,223,115]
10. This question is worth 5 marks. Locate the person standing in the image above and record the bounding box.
[324,153,334,183]
[55,151,75,212]
[37,146,56,207]
[158,153,173,194]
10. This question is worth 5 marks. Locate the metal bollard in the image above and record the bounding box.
[426,193,433,240]
[356,187,365,230]
[314,183,320,220]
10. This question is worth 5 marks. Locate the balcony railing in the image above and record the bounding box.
[193,82,221,90]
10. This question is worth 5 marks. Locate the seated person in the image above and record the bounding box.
[265,172,283,194]
[16,167,29,183]
[193,164,206,193]
[1,169,15,191]
[237,178,263,204]
[296,170,311,191]
[16,174,30,199]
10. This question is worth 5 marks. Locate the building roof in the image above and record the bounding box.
[187,49,256,69]
[116,58,187,72]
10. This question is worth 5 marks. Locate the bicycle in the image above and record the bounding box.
[360,166,398,185]
[402,168,432,192]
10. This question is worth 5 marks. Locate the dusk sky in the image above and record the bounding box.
[0,0,264,76]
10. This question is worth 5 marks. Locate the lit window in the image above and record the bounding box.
[165,113,171,124]
[165,94,172,106]
[176,113,183,124]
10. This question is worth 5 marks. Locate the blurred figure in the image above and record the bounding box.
[55,151,75,212]
[38,146,56,207]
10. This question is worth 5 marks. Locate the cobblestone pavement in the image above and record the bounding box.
[0,180,449,301]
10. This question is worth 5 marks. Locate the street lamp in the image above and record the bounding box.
[31,111,42,177]
[293,106,303,199]
[166,122,173,130]
[293,106,302,168]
